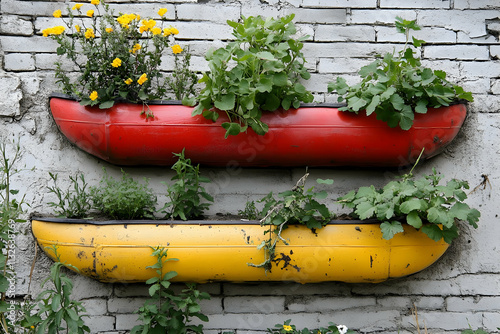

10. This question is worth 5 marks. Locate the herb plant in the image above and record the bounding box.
[160,150,213,220]
[43,0,190,109]
[47,173,91,219]
[0,138,27,333]
[337,167,480,243]
[90,169,157,220]
[328,17,473,130]
[249,173,333,270]
[131,247,210,334]
[238,200,259,220]
[165,49,199,101]
[267,320,356,334]
[31,246,90,334]
[187,14,313,137]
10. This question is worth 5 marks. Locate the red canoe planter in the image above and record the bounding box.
[49,94,467,167]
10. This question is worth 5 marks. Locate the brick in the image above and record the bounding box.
[303,42,397,59]
[108,297,147,313]
[1,0,63,16]
[483,312,500,332]
[457,32,497,44]
[168,21,233,40]
[491,79,500,95]
[81,298,108,315]
[303,73,332,93]
[302,0,377,8]
[350,10,417,24]
[0,74,22,117]
[377,296,444,310]
[377,26,456,44]
[86,315,116,333]
[317,58,371,74]
[288,296,376,312]
[421,59,460,78]
[71,275,113,299]
[380,0,450,8]
[461,61,500,78]
[224,296,285,313]
[460,78,490,94]
[284,8,347,24]
[424,45,490,60]
[0,15,33,36]
[35,53,76,71]
[241,3,280,19]
[446,296,500,312]
[454,0,500,9]
[491,45,500,59]
[315,25,375,42]
[4,53,35,71]
[223,282,352,296]
[108,3,176,19]
[418,10,499,38]
[401,312,483,331]
[1,36,58,53]
[115,313,140,330]
[177,4,241,22]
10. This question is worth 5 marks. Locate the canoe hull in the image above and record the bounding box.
[49,96,467,167]
[32,219,450,284]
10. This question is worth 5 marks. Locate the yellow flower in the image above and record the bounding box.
[105,27,113,33]
[89,91,98,101]
[124,78,133,85]
[72,3,83,10]
[84,28,95,39]
[42,26,66,37]
[117,13,137,28]
[158,8,167,16]
[75,25,81,32]
[283,325,292,332]
[53,9,62,18]
[163,28,171,36]
[86,9,94,17]
[130,43,141,54]
[170,27,179,35]
[111,58,122,67]
[137,73,148,85]
[91,0,100,5]
[171,44,183,54]
[139,19,156,33]
[152,27,161,35]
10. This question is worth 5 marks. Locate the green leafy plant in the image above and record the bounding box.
[337,163,480,243]
[131,247,210,334]
[160,150,213,220]
[0,138,28,333]
[249,172,333,270]
[187,14,313,137]
[238,200,259,220]
[165,49,199,101]
[90,169,157,220]
[47,173,91,219]
[42,0,192,109]
[31,245,90,334]
[328,17,473,130]
[267,319,357,334]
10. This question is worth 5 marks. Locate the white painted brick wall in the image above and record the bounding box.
[2,1,500,333]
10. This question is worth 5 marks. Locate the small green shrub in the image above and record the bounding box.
[166,49,198,101]
[328,17,473,130]
[249,172,333,271]
[160,150,213,220]
[47,173,91,219]
[90,169,157,220]
[188,14,313,137]
[131,247,210,334]
[28,246,90,334]
[238,200,259,220]
[337,167,480,243]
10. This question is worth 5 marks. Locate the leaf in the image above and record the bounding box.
[420,224,445,242]
[354,201,376,220]
[365,95,381,116]
[400,198,427,214]
[415,99,428,114]
[222,122,243,138]
[380,221,404,239]
[214,93,235,111]
[406,211,423,229]
[255,51,276,60]
[98,100,114,109]
[347,96,368,112]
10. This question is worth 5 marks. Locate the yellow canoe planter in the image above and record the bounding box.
[32,218,449,284]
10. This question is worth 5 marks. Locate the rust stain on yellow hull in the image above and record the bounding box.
[31,219,449,284]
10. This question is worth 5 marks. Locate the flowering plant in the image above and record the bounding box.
[267,320,356,334]
[42,0,190,110]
